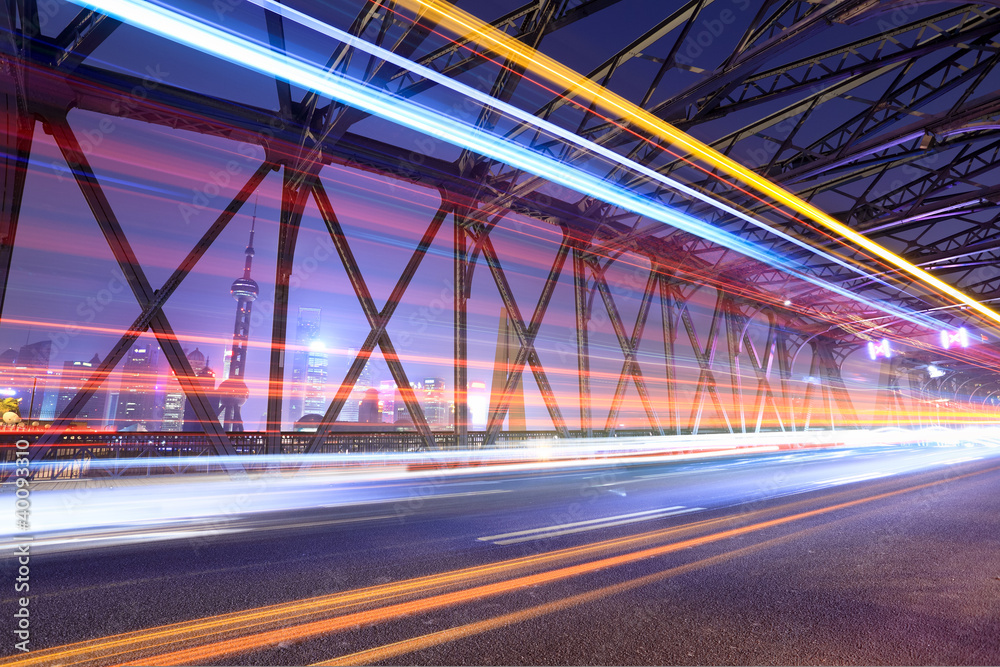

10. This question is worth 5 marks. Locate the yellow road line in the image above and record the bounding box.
[315,522,830,665]
[5,465,990,666]
[121,466,1000,665]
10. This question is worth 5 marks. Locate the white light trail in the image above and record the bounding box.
[67,0,946,330]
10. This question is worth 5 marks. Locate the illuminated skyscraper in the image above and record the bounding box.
[55,354,106,428]
[13,340,52,419]
[341,347,371,422]
[116,344,159,430]
[378,379,396,423]
[423,377,449,426]
[219,219,258,432]
[182,352,219,432]
[290,307,327,421]
[162,348,206,431]
[468,380,488,429]
[304,341,329,415]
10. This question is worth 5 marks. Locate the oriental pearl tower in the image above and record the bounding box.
[219,215,258,432]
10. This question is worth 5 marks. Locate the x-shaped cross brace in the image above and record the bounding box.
[31,119,271,462]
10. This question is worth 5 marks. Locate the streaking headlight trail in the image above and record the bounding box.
[68,0,945,330]
[244,0,905,301]
[394,0,1000,332]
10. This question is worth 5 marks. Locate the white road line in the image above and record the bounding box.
[320,489,509,508]
[478,506,703,545]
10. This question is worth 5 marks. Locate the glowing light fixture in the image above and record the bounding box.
[867,339,892,360]
[939,327,970,350]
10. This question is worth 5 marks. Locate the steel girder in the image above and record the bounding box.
[3,0,999,449]
[480,1,1000,326]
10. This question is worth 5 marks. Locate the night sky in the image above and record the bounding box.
[0,0,969,430]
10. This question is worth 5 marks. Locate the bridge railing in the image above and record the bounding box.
[1,429,666,480]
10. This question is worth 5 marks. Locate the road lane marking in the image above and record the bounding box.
[478,507,703,545]
[126,464,1000,665]
[320,489,510,508]
[8,462,998,667]
[314,521,833,666]
[479,508,680,539]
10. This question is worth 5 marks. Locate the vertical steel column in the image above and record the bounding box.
[774,321,795,432]
[574,246,592,437]
[682,291,733,434]
[0,4,31,324]
[265,166,312,455]
[819,343,859,429]
[658,273,679,435]
[724,297,746,433]
[453,214,469,449]
[874,356,904,428]
[738,311,783,433]
[802,343,821,431]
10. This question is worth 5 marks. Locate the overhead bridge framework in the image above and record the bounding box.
[2,0,1000,463]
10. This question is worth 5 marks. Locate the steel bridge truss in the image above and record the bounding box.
[2,0,999,461]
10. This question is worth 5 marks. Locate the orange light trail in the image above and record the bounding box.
[392,0,1000,331]
[6,464,995,667]
[315,521,831,666]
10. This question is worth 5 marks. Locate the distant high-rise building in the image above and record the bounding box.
[105,392,118,426]
[341,393,360,422]
[290,307,327,422]
[468,380,488,430]
[359,388,380,423]
[55,354,106,428]
[394,388,409,425]
[40,382,59,421]
[423,377,449,426]
[393,381,420,425]
[175,347,215,431]
[188,348,207,375]
[219,219,259,432]
[161,390,185,431]
[341,346,375,422]
[491,307,525,431]
[15,340,51,419]
[183,354,219,432]
[116,344,159,430]
[305,342,329,415]
[159,348,207,432]
[379,380,396,423]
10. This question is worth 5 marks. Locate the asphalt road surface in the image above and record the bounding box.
[2,441,999,665]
